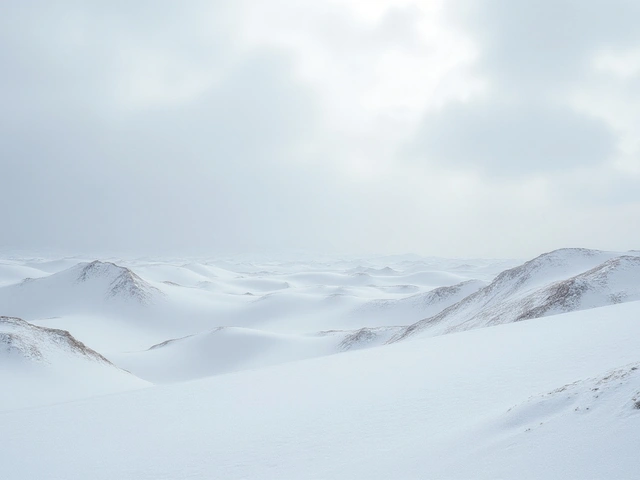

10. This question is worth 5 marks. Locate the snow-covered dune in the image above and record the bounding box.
[0,316,148,411]
[277,268,472,290]
[130,263,215,287]
[346,265,400,275]
[281,271,379,287]
[0,262,49,286]
[446,357,640,479]
[112,325,403,383]
[1,301,639,479]
[223,276,292,293]
[112,327,343,383]
[181,262,237,279]
[1,249,640,479]
[0,260,162,319]
[4,248,638,363]
[392,248,640,341]
[501,361,640,433]
[113,327,346,383]
[354,279,487,326]
[23,258,88,274]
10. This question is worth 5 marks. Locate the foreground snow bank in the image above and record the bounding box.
[1,301,639,479]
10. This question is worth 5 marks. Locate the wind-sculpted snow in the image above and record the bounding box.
[2,249,640,412]
[112,325,403,383]
[336,326,403,351]
[509,256,640,322]
[112,326,346,383]
[0,261,49,286]
[2,301,640,479]
[76,261,162,304]
[355,279,486,325]
[2,250,640,478]
[0,260,163,320]
[391,249,640,342]
[503,362,640,435]
[0,316,148,411]
[0,316,112,364]
[2,249,638,372]
[346,266,400,276]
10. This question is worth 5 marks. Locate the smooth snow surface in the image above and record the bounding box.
[1,249,639,479]
[1,303,640,479]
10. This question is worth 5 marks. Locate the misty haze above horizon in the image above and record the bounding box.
[1,0,639,258]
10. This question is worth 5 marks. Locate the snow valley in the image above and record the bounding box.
[1,248,640,479]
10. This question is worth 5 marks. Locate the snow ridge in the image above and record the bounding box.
[75,261,161,304]
[0,316,112,365]
[390,249,640,342]
[358,279,486,314]
[337,326,403,351]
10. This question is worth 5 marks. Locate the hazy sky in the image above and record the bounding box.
[1,0,638,258]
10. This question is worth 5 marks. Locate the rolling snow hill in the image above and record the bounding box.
[391,248,640,341]
[0,261,49,286]
[0,261,162,320]
[354,279,487,326]
[1,249,639,478]
[1,301,639,479]
[0,316,148,411]
[111,325,401,383]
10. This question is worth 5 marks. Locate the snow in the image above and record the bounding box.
[1,302,640,479]
[0,248,639,479]
[0,261,50,286]
[0,316,149,412]
[354,278,487,326]
[392,248,640,340]
[111,327,344,383]
[0,260,162,319]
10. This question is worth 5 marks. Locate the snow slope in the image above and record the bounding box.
[392,248,640,341]
[0,260,162,319]
[2,249,638,383]
[112,327,345,383]
[354,279,486,326]
[1,301,639,479]
[0,316,148,412]
[0,256,485,351]
[111,326,400,383]
[0,261,49,286]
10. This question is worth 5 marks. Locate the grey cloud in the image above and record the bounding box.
[1,0,638,257]
[2,59,330,253]
[0,2,346,254]
[452,0,640,92]
[412,102,615,174]
[0,1,234,121]
[550,168,640,207]
[409,0,639,176]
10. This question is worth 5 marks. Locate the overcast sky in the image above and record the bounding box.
[1,0,639,258]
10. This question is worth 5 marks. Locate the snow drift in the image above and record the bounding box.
[391,248,640,341]
[0,316,148,411]
[112,325,403,383]
[0,260,162,319]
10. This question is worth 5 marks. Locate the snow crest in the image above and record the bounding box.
[390,249,640,342]
[75,261,161,304]
[0,316,112,365]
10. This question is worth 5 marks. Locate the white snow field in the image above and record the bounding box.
[1,248,639,479]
